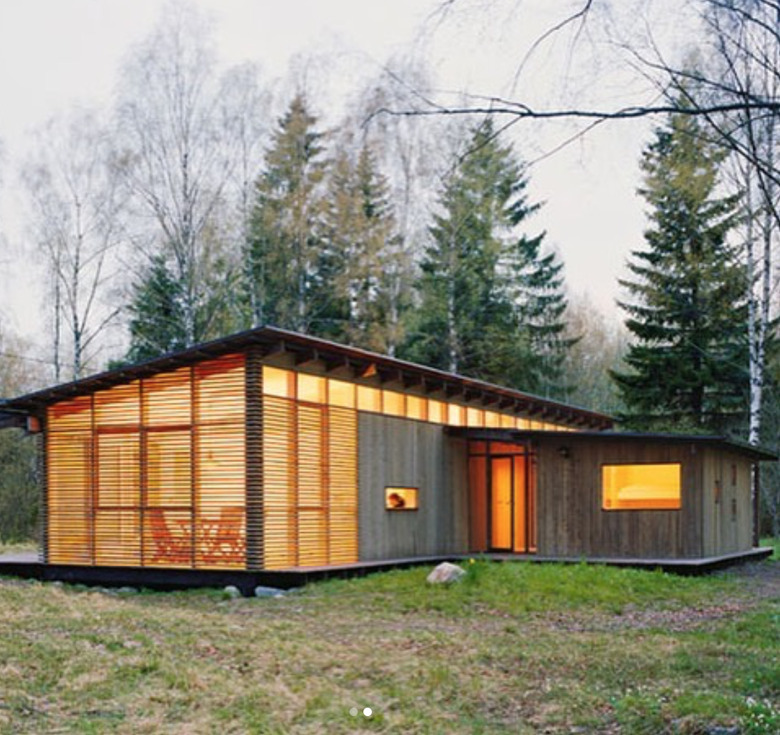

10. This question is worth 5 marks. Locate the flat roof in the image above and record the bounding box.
[0,326,613,430]
[447,428,778,461]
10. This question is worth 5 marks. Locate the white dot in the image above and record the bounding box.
[349,708,358,717]
[363,707,373,717]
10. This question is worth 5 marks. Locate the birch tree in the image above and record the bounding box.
[21,108,124,380]
[116,1,242,348]
[356,58,456,354]
[700,0,780,446]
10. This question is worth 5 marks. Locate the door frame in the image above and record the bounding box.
[485,454,536,554]
[469,440,535,554]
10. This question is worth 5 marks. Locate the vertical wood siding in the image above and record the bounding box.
[701,448,754,556]
[358,413,469,560]
[534,438,704,559]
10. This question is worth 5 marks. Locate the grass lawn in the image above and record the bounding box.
[0,555,777,734]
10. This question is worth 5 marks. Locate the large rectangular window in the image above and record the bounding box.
[602,463,681,510]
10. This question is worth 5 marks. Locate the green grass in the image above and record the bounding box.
[0,541,37,556]
[760,535,780,559]
[0,558,777,734]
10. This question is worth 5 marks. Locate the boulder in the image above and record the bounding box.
[254,585,285,598]
[426,562,466,584]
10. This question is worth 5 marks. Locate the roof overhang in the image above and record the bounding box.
[0,326,614,431]
[0,409,30,431]
[446,428,778,462]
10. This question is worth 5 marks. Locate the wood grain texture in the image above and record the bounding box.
[358,413,469,560]
[532,436,757,559]
[534,437,699,559]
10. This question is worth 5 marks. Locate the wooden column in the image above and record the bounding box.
[245,346,264,570]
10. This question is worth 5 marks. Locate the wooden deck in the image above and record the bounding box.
[0,547,772,595]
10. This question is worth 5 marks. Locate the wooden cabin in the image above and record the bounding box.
[0,327,773,588]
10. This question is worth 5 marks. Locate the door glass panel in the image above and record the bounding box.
[491,458,512,550]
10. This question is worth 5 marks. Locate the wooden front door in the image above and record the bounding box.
[490,457,513,550]
[488,453,535,553]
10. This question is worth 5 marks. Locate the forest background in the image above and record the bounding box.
[0,0,777,539]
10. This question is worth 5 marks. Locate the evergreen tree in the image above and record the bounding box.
[317,143,408,352]
[612,109,748,432]
[402,120,570,394]
[245,95,327,332]
[125,254,188,363]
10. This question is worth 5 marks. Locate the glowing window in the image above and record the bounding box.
[427,400,445,424]
[357,386,381,413]
[499,413,515,429]
[484,411,501,428]
[328,379,355,408]
[602,463,681,511]
[383,390,405,417]
[263,367,294,398]
[297,374,326,404]
[466,407,484,427]
[447,404,465,426]
[385,487,418,511]
[406,395,427,421]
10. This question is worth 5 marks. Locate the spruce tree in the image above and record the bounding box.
[612,110,748,432]
[125,254,188,362]
[124,249,238,364]
[402,120,570,394]
[245,95,326,332]
[317,143,407,351]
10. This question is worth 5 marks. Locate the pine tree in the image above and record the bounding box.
[245,95,327,332]
[402,120,570,394]
[316,143,407,351]
[612,109,749,432]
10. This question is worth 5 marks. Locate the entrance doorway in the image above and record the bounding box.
[468,441,536,553]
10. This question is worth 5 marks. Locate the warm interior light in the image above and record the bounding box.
[602,463,681,510]
[385,487,418,510]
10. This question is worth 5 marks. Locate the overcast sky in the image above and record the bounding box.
[0,0,683,363]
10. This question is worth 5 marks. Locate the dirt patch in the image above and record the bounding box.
[548,559,778,634]
[713,557,780,598]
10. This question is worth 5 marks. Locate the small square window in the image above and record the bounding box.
[385,487,418,511]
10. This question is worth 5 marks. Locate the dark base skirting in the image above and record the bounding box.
[0,547,772,596]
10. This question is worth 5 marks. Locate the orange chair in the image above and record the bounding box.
[147,508,190,564]
[202,507,245,564]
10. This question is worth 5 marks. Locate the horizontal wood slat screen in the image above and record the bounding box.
[262,393,358,569]
[46,354,246,569]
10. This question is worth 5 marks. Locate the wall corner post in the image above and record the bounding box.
[245,347,264,571]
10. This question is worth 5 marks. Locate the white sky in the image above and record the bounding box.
[0,0,681,365]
